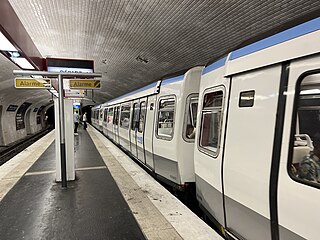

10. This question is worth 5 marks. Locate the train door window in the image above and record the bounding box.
[184,94,198,141]
[138,101,146,133]
[289,73,320,188]
[156,97,176,140]
[107,107,113,124]
[131,103,139,130]
[120,104,130,129]
[199,90,224,156]
[103,108,108,122]
[114,106,120,125]
[99,109,103,119]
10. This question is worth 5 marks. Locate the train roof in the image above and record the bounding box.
[103,80,161,106]
[203,17,320,76]
[102,70,192,107]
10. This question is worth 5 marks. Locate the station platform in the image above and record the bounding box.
[0,125,221,240]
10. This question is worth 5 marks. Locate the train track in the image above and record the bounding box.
[0,128,53,166]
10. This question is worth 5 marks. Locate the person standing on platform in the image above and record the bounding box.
[74,110,79,135]
[83,112,87,130]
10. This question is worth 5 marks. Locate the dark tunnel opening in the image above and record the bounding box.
[82,105,93,124]
[46,105,55,128]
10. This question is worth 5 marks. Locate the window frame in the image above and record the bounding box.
[114,106,120,126]
[138,101,147,133]
[287,70,320,190]
[119,103,131,129]
[131,102,139,130]
[156,95,176,141]
[183,94,199,142]
[107,107,114,124]
[239,90,255,108]
[198,86,225,158]
[103,108,108,122]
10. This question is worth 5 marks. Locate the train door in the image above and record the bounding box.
[144,96,156,169]
[107,107,114,140]
[113,105,120,143]
[278,54,320,240]
[136,98,147,164]
[118,103,131,151]
[130,100,139,158]
[195,82,229,229]
[102,107,108,136]
[153,95,180,184]
[223,65,282,240]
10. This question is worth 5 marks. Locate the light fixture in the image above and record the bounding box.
[0,31,36,70]
[0,31,17,51]
[136,55,149,63]
[11,57,35,70]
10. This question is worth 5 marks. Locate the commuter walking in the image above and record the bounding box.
[74,110,79,135]
[83,112,87,130]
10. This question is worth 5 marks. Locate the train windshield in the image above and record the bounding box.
[291,73,320,187]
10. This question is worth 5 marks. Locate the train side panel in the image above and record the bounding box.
[223,64,282,239]
[153,77,182,185]
[194,64,228,228]
[176,67,203,184]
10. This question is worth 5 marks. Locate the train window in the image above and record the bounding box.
[156,97,175,140]
[99,109,103,119]
[289,73,320,188]
[131,103,139,130]
[184,94,198,142]
[239,90,255,107]
[120,104,130,129]
[199,90,224,155]
[107,108,113,124]
[114,106,120,125]
[103,108,108,122]
[138,102,147,133]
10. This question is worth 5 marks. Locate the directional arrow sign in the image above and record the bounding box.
[69,79,101,89]
[15,78,51,88]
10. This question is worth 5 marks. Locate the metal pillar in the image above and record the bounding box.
[58,74,67,188]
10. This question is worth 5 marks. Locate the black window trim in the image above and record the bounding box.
[239,90,255,108]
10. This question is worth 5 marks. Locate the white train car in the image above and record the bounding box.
[101,66,203,190]
[194,17,320,240]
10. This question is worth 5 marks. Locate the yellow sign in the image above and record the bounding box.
[15,78,51,88]
[69,79,101,89]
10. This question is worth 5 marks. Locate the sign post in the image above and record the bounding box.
[13,70,102,188]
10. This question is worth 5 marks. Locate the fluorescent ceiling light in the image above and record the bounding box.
[31,75,44,79]
[12,57,35,70]
[0,32,17,51]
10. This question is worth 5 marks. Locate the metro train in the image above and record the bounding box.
[91,18,320,240]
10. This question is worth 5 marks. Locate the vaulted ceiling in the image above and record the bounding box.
[1,0,320,105]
